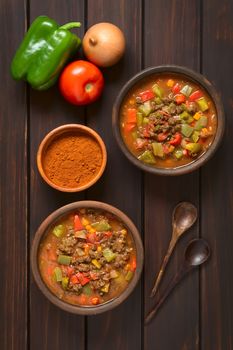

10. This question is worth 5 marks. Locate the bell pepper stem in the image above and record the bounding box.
[60,22,81,30]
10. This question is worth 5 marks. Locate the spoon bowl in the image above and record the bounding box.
[173,202,198,236]
[185,238,210,266]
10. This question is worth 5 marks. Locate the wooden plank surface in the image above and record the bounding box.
[1,0,233,349]
[0,0,28,349]
[85,1,143,349]
[143,1,200,349]
[201,1,233,349]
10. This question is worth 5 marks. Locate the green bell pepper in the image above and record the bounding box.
[91,220,111,231]
[125,270,134,281]
[152,83,163,98]
[138,150,156,164]
[152,142,164,158]
[53,267,62,282]
[196,97,209,111]
[103,248,116,262]
[58,254,71,265]
[11,16,81,90]
[186,143,202,154]
[194,115,208,130]
[138,101,152,116]
[181,124,194,138]
[52,224,65,238]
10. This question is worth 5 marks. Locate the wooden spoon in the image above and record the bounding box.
[145,238,210,324]
[150,202,198,298]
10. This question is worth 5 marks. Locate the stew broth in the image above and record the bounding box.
[120,74,217,168]
[38,209,136,306]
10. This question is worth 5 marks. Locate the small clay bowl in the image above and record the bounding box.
[31,200,144,315]
[37,124,107,192]
[112,65,225,176]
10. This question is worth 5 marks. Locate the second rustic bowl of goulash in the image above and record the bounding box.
[112,65,225,175]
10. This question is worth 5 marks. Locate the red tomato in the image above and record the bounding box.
[74,214,83,231]
[169,133,182,146]
[59,60,104,105]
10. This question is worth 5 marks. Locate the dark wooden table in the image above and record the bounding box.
[1,0,233,349]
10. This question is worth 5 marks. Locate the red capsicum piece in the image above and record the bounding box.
[175,94,186,104]
[76,272,90,286]
[169,133,182,146]
[62,266,74,277]
[86,232,97,243]
[131,256,137,271]
[189,90,203,101]
[139,89,155,102]
[74,215,83,231]
[157,133,168,142]
[70,275,79,284]
[126,108,137,124]
[124,108,137,133]
[172,83,181,94]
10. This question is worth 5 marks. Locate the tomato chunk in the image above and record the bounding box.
[139,89,155,102]
[74,215,83,231]
[172,83,181,94]
[126,108,137,124]
[189,90,203,102]
[175,94,186,104]
[76,272,90,286]
[169,133,182,146]
[157,133,168,142]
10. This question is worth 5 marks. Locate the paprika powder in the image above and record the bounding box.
[43,132,103,189]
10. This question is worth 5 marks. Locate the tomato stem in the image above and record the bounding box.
[85,83,93,92]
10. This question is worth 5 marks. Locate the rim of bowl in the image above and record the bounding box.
[112,65,225,176]
[31,200,144,315]
[37,124,107,192]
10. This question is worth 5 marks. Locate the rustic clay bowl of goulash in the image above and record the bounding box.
[31,201,144,315]
[112,65,225,175]
[37,124,107,192]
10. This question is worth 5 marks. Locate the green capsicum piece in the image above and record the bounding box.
[58,254,72,265]
[53,224,65,238]
[11,16,81,90]
[138,150,156,164]
[91,220,111,231]
[53,267,62,282]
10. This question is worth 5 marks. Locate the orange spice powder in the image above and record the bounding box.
[43,132,103,188]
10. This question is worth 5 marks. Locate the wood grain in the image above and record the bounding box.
[143,1,200,349]
[29,1,86,349]
[0,0,28,349]
[85,0,143,349]
[201,1,233,349]
[1,0,233,349]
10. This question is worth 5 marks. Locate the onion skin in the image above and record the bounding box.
[83,22,126,67]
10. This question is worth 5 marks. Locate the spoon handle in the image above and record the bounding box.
[145,265,190,325]
[150,237,177,297]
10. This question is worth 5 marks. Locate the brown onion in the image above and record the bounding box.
[83,22,126,67]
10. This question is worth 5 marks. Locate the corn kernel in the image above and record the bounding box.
[169,145,175,153]
[89,228,96,234]
[81,218,89,226]
[193,112,202,120]
[121,229,127,235]
[167,79,175,87]
[85,224,92,231]
[201,128,209,136]
[129,99,135,105]
[124,263,130,271]
[97,246,102,252]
